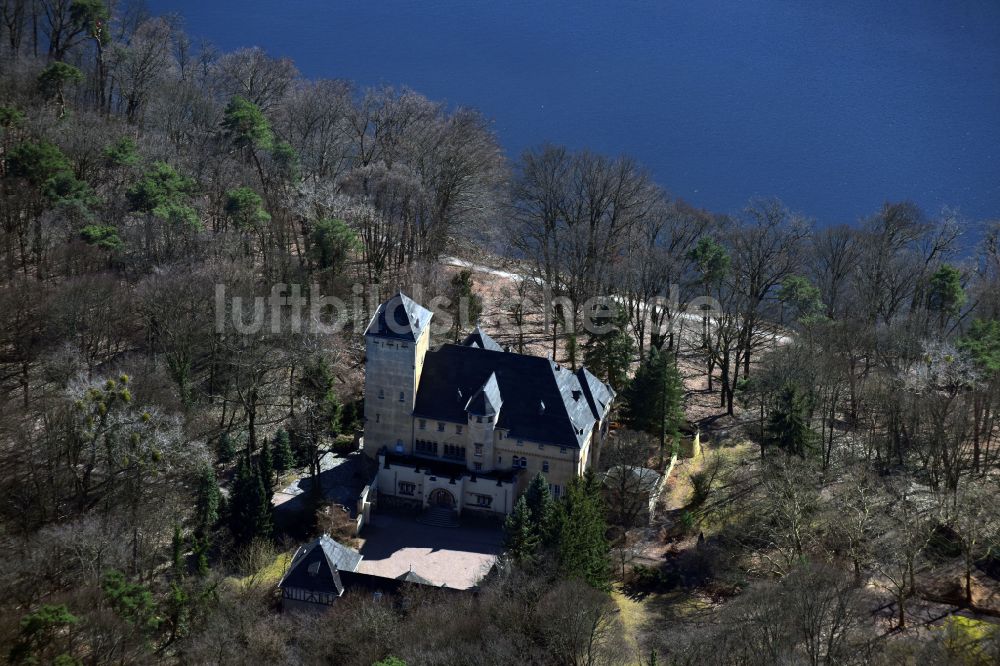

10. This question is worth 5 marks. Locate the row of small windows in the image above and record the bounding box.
[443,444,466,460]
[376,389,405,402]
[512,440,567,455]
[510,457,549,473]
[374,341,409,349]
[473,494,492,507]
[418,419,465,434]
[415,440,438,455]
[399,481,416,495]
[414,440,468,461]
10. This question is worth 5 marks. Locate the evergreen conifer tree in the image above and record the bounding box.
[622,348,685,460]
[272,428,295,471]
[258,437,274,504]
[194,465,220,534]
[766,383,813,458]
[523,472,557,546]
[229,455,272,545]
[584,310,635,389]
[215,432,236,464]
[553,472,610,590]
[504,496,539,564]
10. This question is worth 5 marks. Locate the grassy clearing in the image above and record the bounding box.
[613,587,648,660]
[225,550,294,591]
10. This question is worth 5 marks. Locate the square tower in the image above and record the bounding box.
[362,292,432,457]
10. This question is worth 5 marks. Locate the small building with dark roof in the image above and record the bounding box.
[362,292,615,517]
[278,534,363,611]
[279,535,449,611]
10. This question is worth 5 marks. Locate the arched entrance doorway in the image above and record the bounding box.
[428,488,456,509]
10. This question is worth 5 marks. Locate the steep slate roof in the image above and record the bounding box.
[364,291,433,341]
[278,535,363,596]
[465,372,502,416]
[461,326,504,352]
[413,342,614,449]
[576,367,616,421]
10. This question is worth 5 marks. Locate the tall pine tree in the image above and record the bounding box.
[766,383,813,458]
[622,348,685,461]
[504,496,540,564]
[553,472,610,590]
[272,428,295,472]
[523,472,557,546]
[584,310,634,390]
[228,455,272,545]
[193,465,220,534]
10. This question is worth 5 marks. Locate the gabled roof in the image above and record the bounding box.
[278,535,363,596]
[413,341,615,448]
[461,326,504,352]
[465,372,502,416]
[364,292,433,341]
[396,569,436,585]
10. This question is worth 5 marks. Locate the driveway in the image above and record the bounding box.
[356,512,504,589]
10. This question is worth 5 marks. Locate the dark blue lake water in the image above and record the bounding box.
[149,0,1000,229]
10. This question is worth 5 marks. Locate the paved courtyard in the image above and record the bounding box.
[356,512,504,589]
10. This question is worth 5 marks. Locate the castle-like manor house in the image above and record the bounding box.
[363,292,615,518]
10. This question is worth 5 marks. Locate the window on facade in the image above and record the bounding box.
[475,494,492,507]
[487,416,493,423]
[538,443,544,451]
[419,419,426,430]
[516,440,524,447]
[399,391,405,402]
[401,343,408,348]
[474,462,482,471]
[443,444,466,460]
[399,482,416,496]
[542,460,549,473]
[415,440,438,456]
[437,422,445,432]
[497,455,502,464]
[376,413,380,423]
[551,484,561,497]
[456,425,463,434]
[476,416,483,423]
[560,447,567,454]
[474,443,483,457]
[377,388,384,399]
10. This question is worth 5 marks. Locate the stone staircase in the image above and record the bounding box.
[417,506,460,528]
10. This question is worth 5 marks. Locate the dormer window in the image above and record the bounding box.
[476,416,483,423]
[437,422,445,432]
[456,425,463,434]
